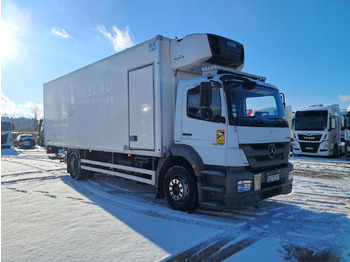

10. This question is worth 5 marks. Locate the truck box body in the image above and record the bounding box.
[44,33,292,211]
[45,36,177,156]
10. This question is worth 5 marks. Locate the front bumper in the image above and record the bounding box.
[293,140,335,156]
[225,162,293,209]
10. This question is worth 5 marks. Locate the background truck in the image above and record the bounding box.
[345,105,350,158]
[1,116,13,148]
[292,104,343,157]
[44,33,293,211]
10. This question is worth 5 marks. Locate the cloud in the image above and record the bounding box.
[97,25,135,52]
[1,93,18,116]
[1,93,43,118]
[339,95,350,102]
[52,27,71,38]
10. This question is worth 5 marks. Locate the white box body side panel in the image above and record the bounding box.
[44,37,165,155]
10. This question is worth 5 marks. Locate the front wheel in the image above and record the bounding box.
[164,166,198,212]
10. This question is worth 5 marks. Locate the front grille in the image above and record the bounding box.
[298,134,322,141]
[240,142,289,169]
[2,134,9,144]
[300,142,320,153]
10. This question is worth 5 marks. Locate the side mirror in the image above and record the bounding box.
[330,118,336,129]
[200,82,212,107]
[280,93,286,108]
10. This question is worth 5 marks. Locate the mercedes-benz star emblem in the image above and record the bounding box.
[268,144,277,159]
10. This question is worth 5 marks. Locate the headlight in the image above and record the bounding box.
[288,171,294,181]
[237,180,252,193]
[293,141,300,150]
[320,142,329,149]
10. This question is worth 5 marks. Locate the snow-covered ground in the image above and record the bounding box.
[1,148,350,261]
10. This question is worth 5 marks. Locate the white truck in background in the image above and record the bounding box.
[1,116,13,148]
[44,33,293,211]
[340,109,347,142]
[292,104,343,157]
[345,105,350,158]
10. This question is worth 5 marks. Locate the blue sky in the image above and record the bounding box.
[1,0,350,118]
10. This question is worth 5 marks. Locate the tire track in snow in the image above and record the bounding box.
[2,158,64,173]
[68,174,348,261]
[164,235,259,262]
[3,152,350,260]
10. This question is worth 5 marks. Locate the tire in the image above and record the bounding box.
[164,166,198,212]
[68,152,85,180]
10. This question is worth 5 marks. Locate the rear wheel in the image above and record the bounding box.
[68,152,85,180]
[164,166,198,211]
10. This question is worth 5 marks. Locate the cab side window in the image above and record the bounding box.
[187,86,221,122]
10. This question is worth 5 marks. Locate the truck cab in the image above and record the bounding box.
[292,104,342,157]
[169,67,292,209]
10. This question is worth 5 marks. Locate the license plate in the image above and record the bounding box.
[266,173,280,183]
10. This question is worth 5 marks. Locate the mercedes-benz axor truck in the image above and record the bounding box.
[293,104,343,157]
[44,33,293,211]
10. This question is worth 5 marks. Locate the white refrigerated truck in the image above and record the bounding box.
[292,104,343,157]
[44,33,293,211]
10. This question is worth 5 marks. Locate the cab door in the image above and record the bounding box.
[180,82,227,166]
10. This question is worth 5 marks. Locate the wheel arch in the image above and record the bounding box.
[156,144,204,199]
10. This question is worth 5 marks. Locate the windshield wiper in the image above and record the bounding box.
[239,116,266,126]
[266,117,288,127]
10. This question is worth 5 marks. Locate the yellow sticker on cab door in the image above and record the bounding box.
[216,130,225,144]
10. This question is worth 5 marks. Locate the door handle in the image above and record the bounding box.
[182,133,192,136]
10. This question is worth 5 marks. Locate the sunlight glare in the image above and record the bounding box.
[0,20,17,62]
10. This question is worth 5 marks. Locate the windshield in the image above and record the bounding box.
[294,110,328,131]
[345,114,350,129]
[224,80,288,127]
[1,122,12,132]
[20,136,34,140]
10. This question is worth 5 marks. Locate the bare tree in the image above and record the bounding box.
[30,103,40,131]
